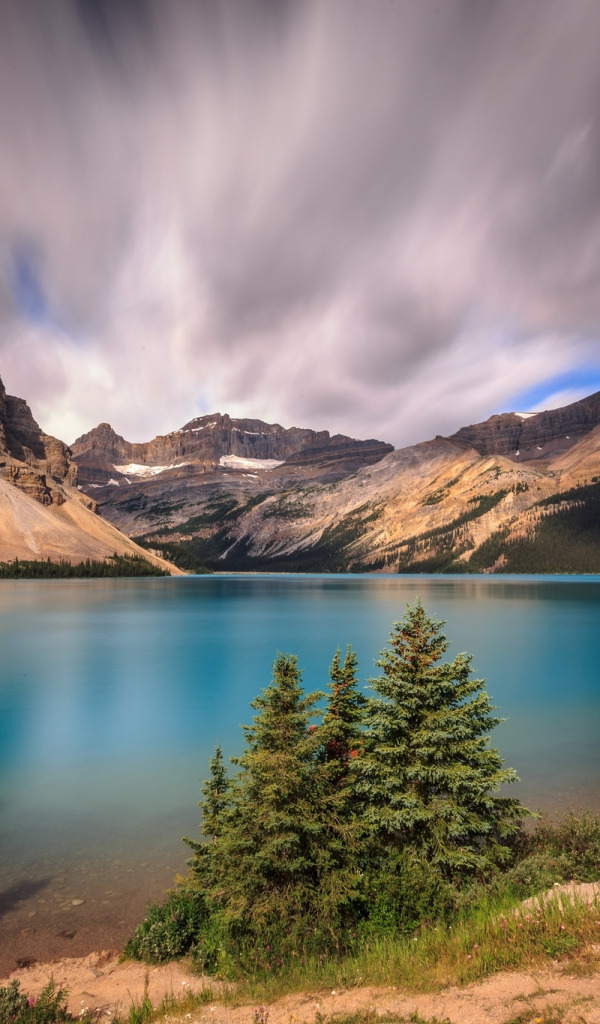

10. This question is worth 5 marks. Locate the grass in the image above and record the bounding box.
[188,889,599,1009]
[112,983,218,1024]
[38,888,597,1024]
[9,889,600,1024]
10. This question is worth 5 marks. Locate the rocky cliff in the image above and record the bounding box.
[0,377,79,506]
[72,415,393,486]
[0,375,179,571]
[446,390,600,460]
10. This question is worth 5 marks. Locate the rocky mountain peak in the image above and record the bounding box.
[446,390,600,460]
[71,414,394,489]
[0,374,78,505]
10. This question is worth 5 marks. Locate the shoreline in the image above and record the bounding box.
[4,946,600,1024]
[0,854,183,979]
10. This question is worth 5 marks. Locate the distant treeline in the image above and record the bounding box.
[136,536,212,574]
[467,480,600,573]
[396,480,600,574]
[0,554,170,578]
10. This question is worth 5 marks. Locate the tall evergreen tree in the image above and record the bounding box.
[205,653,364,943]
[359,600,528,874]
[321,645,365,777]
[184,744,230,889]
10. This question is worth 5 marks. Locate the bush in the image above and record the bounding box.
[0,981,75,1024]
[530,811,600,881]
[361,851,461,936]
[123,887,208,962]
[503,851,572,897]
[190,932,238,979]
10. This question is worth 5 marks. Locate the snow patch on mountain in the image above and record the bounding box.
[219,454,285,471]
[113,462,190,477]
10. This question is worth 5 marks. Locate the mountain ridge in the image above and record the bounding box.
[71,414,393,487]
[71,391,600,574]
[444,390,600,460]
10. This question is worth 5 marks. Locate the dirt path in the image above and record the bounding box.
[4,952,600,1024]
[5,886,600,1024]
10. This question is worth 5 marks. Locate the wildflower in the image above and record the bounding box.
[466,954,472,960]
[560,924,566,931]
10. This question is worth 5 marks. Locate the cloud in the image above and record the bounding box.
[0,0,600,447]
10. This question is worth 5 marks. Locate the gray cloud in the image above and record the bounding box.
[0,0,599,447]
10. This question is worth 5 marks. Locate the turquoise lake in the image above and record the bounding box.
[0,573,599,969]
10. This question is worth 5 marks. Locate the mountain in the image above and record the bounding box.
[446,390,600,459]
[73,414,392,487]
[70,415,393,539]
[72,392,600,574]
[0,376,180,572]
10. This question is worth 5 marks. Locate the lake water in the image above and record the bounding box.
[1,573,599,972]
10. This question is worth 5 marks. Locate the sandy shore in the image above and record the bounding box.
[0,855,180,978]
[4,884,600,1023]
[4,951,600,1024]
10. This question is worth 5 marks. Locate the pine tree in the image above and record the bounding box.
[359,600,528,874]
[204,653,364,944]
[184,744,230,889]
[321,645,365,777]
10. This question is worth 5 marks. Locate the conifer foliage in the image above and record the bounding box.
[127,602,528,967]
[321,645,365,776]
[184,653,365,945]
[360,600,527,873]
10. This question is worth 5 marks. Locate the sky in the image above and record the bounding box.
[1,0,600,448]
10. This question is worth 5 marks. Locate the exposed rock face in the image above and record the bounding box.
[284,433,394,468]
[72,415,393,486]
[446,391,600,459]
[0,377,78,505]
[0,374,180,571]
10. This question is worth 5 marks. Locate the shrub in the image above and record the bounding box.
[0,981,75,1024]
[530,811,600,881]
[123,887,209,962]
[361,851,461,936]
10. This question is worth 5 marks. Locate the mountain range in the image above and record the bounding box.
[67,390,600,574]
[1,368,599,574]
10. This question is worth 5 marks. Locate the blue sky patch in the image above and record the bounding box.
[10,244,50,326]
[505,367,600,412]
